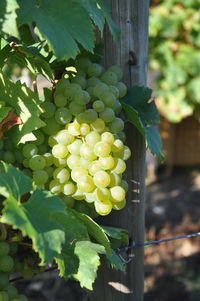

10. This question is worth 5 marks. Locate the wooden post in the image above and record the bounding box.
[88,1,149,300]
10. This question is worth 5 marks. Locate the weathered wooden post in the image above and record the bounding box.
[89,0,149,300]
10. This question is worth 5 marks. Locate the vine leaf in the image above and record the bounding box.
[121,85,164,159]
[74,241,105,290]
[17,0,95,60]
[0,0,19,38]
[0,72,45,144]
[73,211,112,255]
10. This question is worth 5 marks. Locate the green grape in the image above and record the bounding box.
[65,83,82,101]
[53,157,68,167]
[95,187,111,203]
[42,118,61,135]
[94,200,112,215]
[85,131,101,146]
[87,63,104,77]
[55,108,72,124]
[3,151,15,164]
[108,117,124,134]
[72,188,85,200]
[116,82,127,98]
[111,158,126,174]
[101,132,115,144]
[23,158,29,168]
[99,108,115,123]
[75,90,90,105]
[38,143,49,154]
[93,171,110,188]
[43,153,54,167]
[49,179,62,194]
[92,100,105,112]
[62,195,75,208]
[101,71,118,85]
[14,150,24,164]
[84,192,96,203]
[56,78,70,92]
[111,139,124,153]
[63,182,76,195]
[0,272,9,289]
[99,156,115,170]
[100,92,116,107]
[80,143,97,161]
[90,118,105,133]
[0,242,9,256]
[108,172,121,187]
[0,291,9,301]
[112,199,126,210]
[71,167,88,182]
[116,131,126,143]
[79,123,90,136]
[33,130,45,146]
[88,160,102,176]
[71,75,87,89]
[33,170,49,184]
[110,186,125,202]
[87,77,101,88]
[68,139,82,155]
[94,141,111,157]
[80,157,90,169]
[66,155,80,169]
[45,166,54,178]
[86,87,94,98]
[109,85,120,98]
[53,167,70,184]
[114,145,131,160]
[113,100,122,114]
[5,285,18,298]
[77,175,95,193]
[41,102,56,118]
[48,135,57,147]
[76,70,86,77]
[75,57,92,71]
[68,101,86,116]
[0,255,14,272]
[55,130,74,145]
[79,109,98,124]
[52,144,68,159]
[54,93,67,107]
[121,179,129,192]
[93,82,109,98]
[29,155,46,171]
[67,122,81,136]
[108,65,123,80]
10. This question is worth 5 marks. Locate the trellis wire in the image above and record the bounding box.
[116,232,200,263]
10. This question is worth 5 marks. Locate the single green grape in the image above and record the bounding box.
[29,155,46,171]
[0,255,14,272]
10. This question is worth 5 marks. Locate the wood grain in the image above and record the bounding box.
[88,1,149,300]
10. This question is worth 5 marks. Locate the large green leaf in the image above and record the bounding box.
[17,0,95,60]
[74,241,105,290]
[0,72,45,144]
[74,211,112,255]
[122,86,160,126]
[0,0,19,38]
[146,126,165,160]
[122,85,164,159]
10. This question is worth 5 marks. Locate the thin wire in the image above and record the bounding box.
[117,232,200,252]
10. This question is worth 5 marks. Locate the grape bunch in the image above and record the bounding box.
[1,58,131,216]
[0,239,27,301]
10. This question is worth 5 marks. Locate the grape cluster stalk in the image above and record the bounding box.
[0,58,131,216]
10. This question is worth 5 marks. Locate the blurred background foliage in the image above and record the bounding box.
[149,0,200,123]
